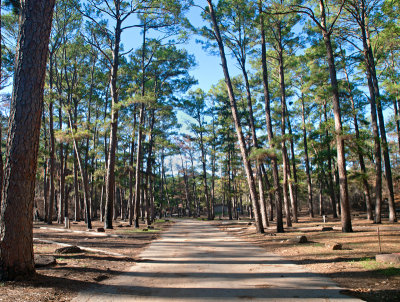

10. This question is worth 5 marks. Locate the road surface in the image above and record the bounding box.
[74,219,360,301]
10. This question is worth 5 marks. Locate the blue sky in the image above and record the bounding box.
[119,3,240,95]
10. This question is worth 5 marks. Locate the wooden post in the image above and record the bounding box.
[377,227,382,253]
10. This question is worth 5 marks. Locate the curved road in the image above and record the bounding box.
[75,219,360,301]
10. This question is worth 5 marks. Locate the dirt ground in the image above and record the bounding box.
[217,214,400,302]
[0,219,172,302]
[0,215,399,301]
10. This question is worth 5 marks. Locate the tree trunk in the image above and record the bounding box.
[0,0,56,280]
[128,105,137,225]
[207,0,263,233]
[287,113,298,222]
[64,144,69,219]
[227,151,233,220]
[321,27,352,232]
[278,35,292,228]
[323,101,338,218]
[58,97,65,223]
[259,1,283,232]
[301,96,314,217]
[365,18,396,223]
[104,18,122,230]
[342,53,373,220]
[0,126,2,207]
[134,103,145,228]
[199,129,211,220]
[73,103,80,221]
[48,101,55,224]
[145,109,156,225]
[242,59,268,228]
[42,112,49,223]
[68,112,92,229]
[355,7,383,223]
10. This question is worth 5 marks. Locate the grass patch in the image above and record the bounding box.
[196,217,208,221]
[356,258,400,276]
[154,219,167,223]
[375,267,400,277]
[359,257,379,270]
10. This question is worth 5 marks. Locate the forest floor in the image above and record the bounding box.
[0,218,173,302]
[0,214,398,301]
[218,213,400,302]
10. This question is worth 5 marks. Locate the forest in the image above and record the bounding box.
[0,0,399,281]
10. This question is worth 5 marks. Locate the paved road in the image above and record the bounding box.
[74,220,360,301]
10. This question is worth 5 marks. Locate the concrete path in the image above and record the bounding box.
[74,220,360,301]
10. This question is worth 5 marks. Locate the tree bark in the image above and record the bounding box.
[347,2,384,223]
[277,29,292,228]
[287,113,298,222]
[58,97,65,223]
[341,52,373,220]
[241,57,268,228]
[207,0,263,233]
[68,112,92,229]
[301,95,314,217]
[104,17,122,229]
[259,1,284,232]
[0,0,56,280]
[319,0,352,232]
[365,17,397,223]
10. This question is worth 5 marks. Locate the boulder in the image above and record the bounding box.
[55,246,82,254]
[93,274,109,282]
[35,255,56,268]
[289,235,308,244]
[376,253,400,264]
[326,243,342,250]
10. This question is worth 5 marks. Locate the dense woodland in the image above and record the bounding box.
[0,0,399,280]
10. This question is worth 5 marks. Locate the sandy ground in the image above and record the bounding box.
[0,216,398,301]
[74,219,360,301]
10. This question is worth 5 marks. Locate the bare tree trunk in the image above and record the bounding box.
[64,144,69,219]
[321,23,352,231]
[227,151,233,220]
[365,20,396,223]
[42,112,49,223]
[207,0,263,233]
[356,8,383,223]
[104,17,122,230]
[301,96,314,217]
[73,103,80,221]
[0,126,2,207]
[287,114,298,222]
[145,109,155,225]
[319,181,324,216]
[242,61,268,228]
[68,112,92,229]
[341,52,373,220]
[48,100,55,224]
[259,1,283,232]
[323,102,338,218]
[277,30,292,228]
[134,104,145,228]
[0,0,56,280]
[58,98,65,223]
